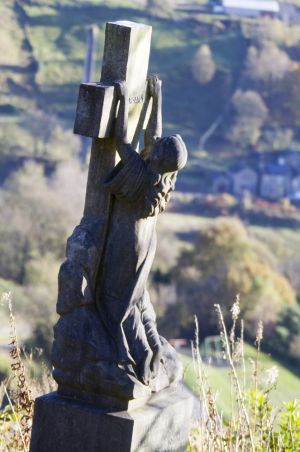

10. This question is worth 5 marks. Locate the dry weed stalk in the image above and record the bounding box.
[4,292,34,451]
[214,303,255,452]
[191,316,225,452]
[188,297,300,452]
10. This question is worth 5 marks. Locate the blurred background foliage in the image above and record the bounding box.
[0,0,299,400]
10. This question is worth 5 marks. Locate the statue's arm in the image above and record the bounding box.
[114,82,135,163]
[144,76,162,149]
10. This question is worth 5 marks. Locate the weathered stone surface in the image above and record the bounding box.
[28,23,190,432]
[74,21,151,142]
[52,21,187,404]
[30,385,193,452]
[101,21,152,145]
[30,18,192,452]
[74,83,116,138]
[52,301,182,402]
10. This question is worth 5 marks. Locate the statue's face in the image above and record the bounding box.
[150,138,164,160]
[149,135,187,173]
[148,138,168,174]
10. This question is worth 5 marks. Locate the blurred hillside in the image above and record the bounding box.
[0,0,300,380]
[0,0,246,170]
[3,1,300,183]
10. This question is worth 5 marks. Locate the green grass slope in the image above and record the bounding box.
[0,0,247,157]
[181,343,300,419]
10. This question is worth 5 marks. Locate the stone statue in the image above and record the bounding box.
[30,22,193,452]
[97,77,188,383]
[52,76,188,405]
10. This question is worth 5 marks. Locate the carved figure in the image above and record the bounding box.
[52,76,188,404]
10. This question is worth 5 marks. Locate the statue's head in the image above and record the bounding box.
[149,134,187,174]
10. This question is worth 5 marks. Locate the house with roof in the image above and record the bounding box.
[259,163,291,200]
[211,0,280,18]
[277,150,300,172]
[229,163,258,198]
[210,170,232,194]
[204,163,258,198]
[199,150,300,202]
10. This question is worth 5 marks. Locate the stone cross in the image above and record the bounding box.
[73,21,152,292]
[29,21,194,452]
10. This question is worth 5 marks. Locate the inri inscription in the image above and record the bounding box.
[129,94,145,104]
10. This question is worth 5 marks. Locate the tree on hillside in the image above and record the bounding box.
[161,218,296,339]
[0,160,87,362]
[192,44,216,85]
[226,90,268,148]
[245,42,291,86]
[147,0,174,16]
[231,89,268,120]
[241,18,286,45]
[272,69,300,128]
[270,304,300,364]
[21,109,80,161]
[0,160,86,283]
[259,127,294,151]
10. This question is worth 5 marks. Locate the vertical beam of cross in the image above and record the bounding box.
[74,21,152,293]
[82,21,152,218]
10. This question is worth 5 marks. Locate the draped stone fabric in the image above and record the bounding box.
[97,151,163,365]
[52,148,183,400]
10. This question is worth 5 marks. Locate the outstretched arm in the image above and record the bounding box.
[114,81,135,163]
[144,76,162,149]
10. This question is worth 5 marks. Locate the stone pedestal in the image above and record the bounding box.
[30,385,193,452]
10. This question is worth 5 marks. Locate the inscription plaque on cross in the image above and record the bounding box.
[73,20,152,293]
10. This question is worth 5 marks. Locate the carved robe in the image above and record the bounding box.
[96,151,164,365]
[52,150,182,397]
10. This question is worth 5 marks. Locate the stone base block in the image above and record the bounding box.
[30,385,193,452]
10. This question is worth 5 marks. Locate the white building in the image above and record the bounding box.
[213,0,280,18]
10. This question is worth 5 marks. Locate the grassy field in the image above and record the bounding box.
[250,225,300,263]
[156,210,300,271]
[181,343,300,419]
[0,0,247,157]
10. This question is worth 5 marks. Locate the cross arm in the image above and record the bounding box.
[73,82,117,139]
[73,21,152,143]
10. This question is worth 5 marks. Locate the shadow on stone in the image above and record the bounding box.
[30,385,193,452]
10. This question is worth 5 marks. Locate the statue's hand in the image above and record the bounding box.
[114,80,127,99]
[150,346,163,377]
[139,349,153,385]
[148,75,162,99]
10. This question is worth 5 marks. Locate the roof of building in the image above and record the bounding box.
[223,0,280,13]
[263,163,290,176]
[229,162,257,174]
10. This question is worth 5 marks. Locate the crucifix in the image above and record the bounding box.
[51,17,188,401]
[52,17,189,397]
[30,20,192,452]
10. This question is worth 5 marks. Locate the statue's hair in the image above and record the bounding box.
[140,133,187,217]
[143,171,177,217]
[160,135,188,172]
